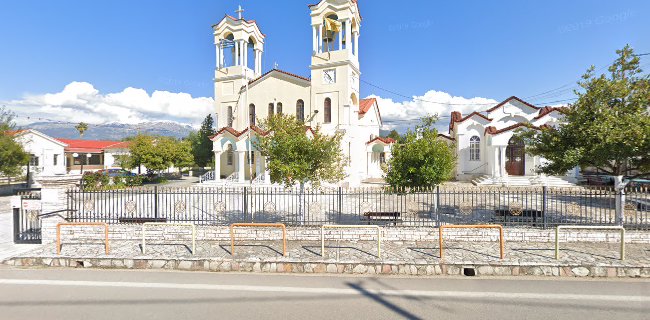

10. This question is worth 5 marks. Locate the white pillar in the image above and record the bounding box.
[345,19,352,55]
[354,31,359,57]
[214,152,221,182]
[499,146,507,178]
[243,40,248,68]
[338,21,343,51]
[255,151,262,182]
[312,25,318,54]
[492,147,499,178]
[216,41,221,69]
[264,156,271,182]
[318,24,324,53]
[237,151,245,182]
[235,41,240,66]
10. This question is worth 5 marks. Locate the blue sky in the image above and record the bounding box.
[0,0,648,128]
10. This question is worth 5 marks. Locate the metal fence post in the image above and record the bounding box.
[243,187,249,222]
[435,185,440,227]
[542,186,548,229]
[154,186,159,219]
[13,208,20,243]
[338,187,343,223]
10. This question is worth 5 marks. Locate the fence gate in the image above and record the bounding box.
[13,189,42,244]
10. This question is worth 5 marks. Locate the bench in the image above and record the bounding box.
[362,212,402,225]
[119,217,167,224]
[494,209,544,226]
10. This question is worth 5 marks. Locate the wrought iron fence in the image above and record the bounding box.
[66,185,650,229]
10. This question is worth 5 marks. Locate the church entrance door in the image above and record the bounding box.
[505,137,525,176]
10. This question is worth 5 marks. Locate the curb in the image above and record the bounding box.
[4,257,650,278]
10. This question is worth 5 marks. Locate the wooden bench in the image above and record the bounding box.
[494,209,544,226]
[362,212,402,225]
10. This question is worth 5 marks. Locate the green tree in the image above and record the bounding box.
[255,114,346,188]
[385,129,402,143]
[75,122,89,138]
[191,114,216,168]
[0,107,29,177]
[166,137,194,173]
[518,45,650,189]
[385,115,456,189]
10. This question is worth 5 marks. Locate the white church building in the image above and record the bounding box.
[208,0,391,187]
[443,96,579,186]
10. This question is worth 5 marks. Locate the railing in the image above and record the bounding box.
[56,222,109,255]
[225,172,239,182]
[65,185,650,229]
[321,225,381,258]
[555,226,625,260]
[463,163,488,174]
[199,171,215,184]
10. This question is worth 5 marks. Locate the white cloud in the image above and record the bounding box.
[3,81,214,126]
[369,90,498,133]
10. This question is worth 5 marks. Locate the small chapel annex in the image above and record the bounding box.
[208,0,391,187]
[442,96,579,186]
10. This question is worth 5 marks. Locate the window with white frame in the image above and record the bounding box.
[469,136,480,161]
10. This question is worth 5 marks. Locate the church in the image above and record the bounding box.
[208,0,391,187]
[443,96,579,186]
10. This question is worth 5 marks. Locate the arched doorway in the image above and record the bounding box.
[506,137,525,176]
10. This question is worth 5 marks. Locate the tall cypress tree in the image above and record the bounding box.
[192,114,216,169]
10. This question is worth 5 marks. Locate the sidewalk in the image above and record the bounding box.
[5,239,649,278]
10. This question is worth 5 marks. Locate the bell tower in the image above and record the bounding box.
[213,6,265,129]
[308,0,362,129]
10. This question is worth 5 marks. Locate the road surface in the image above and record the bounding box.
[0,268,648,319]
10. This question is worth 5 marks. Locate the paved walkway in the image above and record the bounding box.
[0,197,38,262]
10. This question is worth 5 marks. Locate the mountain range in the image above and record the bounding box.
[25,121,196,141]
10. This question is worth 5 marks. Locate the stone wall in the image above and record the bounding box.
[41,215,650,244]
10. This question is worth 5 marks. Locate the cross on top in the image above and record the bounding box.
[235,5,244,19]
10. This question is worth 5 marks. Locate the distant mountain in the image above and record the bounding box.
[25,121,196,140]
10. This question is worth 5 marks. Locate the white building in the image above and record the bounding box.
[11,129,68,176]
[444,96,578,186]
[209,0,392,187]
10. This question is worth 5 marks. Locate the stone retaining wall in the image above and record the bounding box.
[6,256,649,278]
[41,213,650,244]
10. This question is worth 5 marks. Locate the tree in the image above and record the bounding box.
[0,107,29,177]
[518,45,650,189]
[385,115,456,189]
[385,129,402,143]
[191,114,216,168]
[166,137,194,173]
[255,114,346,188]
[75,122,89,138]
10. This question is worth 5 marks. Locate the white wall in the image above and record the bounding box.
[15,131,66,176]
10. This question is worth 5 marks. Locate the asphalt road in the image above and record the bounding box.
[0,268,648,320]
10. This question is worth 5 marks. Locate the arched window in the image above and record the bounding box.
[268,103,274,118]
[296,100,305,122]
[324,98,332,123]
[469,136,480,161]
[227,106,233,127]
[226,145,234,166]
[276,102,283,115]
[249,104,256,126]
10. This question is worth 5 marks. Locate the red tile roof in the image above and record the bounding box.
[366,136,396,145]
[534,106,565,119]
[359,98,375,116]
[486,96,540,113]
[211,125,318,140]
[57,139,125,153]
[448,111,493,133]
[484,123,550,136]
[4,129,27,136]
